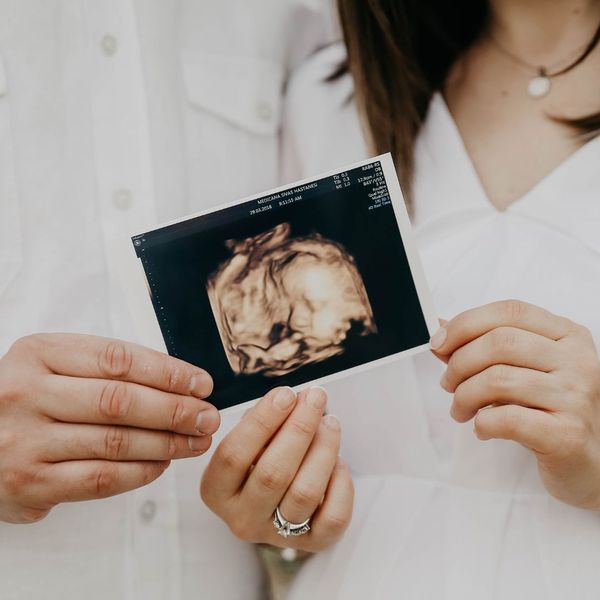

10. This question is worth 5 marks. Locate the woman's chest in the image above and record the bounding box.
[444,43,600,211]
[417,213,600,342]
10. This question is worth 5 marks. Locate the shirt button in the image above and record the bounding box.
[256,101,273,122]
[139,500,157,523]
[101,34,118,56]
[113,188,133,210]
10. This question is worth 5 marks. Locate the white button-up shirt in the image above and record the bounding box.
[0,2,335,598]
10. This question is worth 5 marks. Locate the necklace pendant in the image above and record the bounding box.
[528,68,551,99]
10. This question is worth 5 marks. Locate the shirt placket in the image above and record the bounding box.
[83,1,181,598]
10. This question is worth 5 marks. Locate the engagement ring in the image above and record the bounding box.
[272,506,312,538]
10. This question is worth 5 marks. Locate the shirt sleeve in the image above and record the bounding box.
[280,41,367,184]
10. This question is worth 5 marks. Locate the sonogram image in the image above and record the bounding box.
[207,223,377,377]
[133,157,432,410]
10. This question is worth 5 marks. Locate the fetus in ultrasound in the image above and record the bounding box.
[207,223,377,377]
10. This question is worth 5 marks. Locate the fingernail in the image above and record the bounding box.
[322,414,341,431]
[307,386,327,410]
[195,410,212,434]
[440,371,449,390]
[474,425,491,441]
[188,435,211,452]
[450,405,458,421]
[430,327,447,350]
[190,372,213,398]
[273,387,296,411]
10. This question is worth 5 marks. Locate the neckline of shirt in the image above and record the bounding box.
[424,92,600,216]
[414,92,600,254]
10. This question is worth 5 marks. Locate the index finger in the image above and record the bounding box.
[430,300,573,358]
[201,387,297,503]
[20,333,213,398]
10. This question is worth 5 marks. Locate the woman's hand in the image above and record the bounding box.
[0,333,219,524]
[201,386,354,552]
[431,299,600,510]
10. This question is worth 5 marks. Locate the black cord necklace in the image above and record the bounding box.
[490,21,600,98]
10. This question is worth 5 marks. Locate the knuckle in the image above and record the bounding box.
[199,467,224,508]
[199,475,212,505]
[288,483,323,509]
[570,321,591,339]
[288,418,315,439]
[557,316,576,336]
[501,299,527,324]
[576,370,599,400]
[1,467,32,498]
[229,519,257,542]
[577,353,600,382]
[162,360,183,392]
[98,381,134,420]
[500,408,522,437]
[581,356,600,376]
[92,463,119,497]
[98,340,134,379]
[19,506,51,524]
[452,385,469,414]
[103,426,129,460]
[559,419,589,456]
[562,364,598,403]
[319,510,351,537]
[0,371,34,408]
[215,440,246,473]
[0,430,17,453]
[10,333,46,354]
[9,336,30,354]
[562,373,580,396]
[473,413,486,436]
[166,433,178,459]
[168,398,188,431]
[487,364,515,394]
[490,327,517,353]
[0,379,24,407]
[255,460,288,492]
[247,410,272,436]
[446,352,460,376]
[446,352,465,384]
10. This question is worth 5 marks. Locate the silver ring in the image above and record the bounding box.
[272,506,311,538]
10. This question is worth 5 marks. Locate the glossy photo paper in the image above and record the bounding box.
[130,154,438,412]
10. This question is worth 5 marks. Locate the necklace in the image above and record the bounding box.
[489,21,600,99]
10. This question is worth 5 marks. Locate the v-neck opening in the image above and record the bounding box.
[432,93,600,214]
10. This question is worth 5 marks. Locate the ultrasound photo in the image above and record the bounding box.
[207,222,377,377]
[131,155,436,411]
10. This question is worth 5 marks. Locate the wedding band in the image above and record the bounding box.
[272,506,312,538]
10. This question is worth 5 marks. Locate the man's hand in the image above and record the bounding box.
[201,387,353,552]
[432,299,600,510]
[0,333,219,524]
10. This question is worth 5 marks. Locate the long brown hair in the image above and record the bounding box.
[335,0,600,202]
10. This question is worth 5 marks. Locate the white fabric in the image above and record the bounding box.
[283,43,600,600]
[0,2,334,599]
